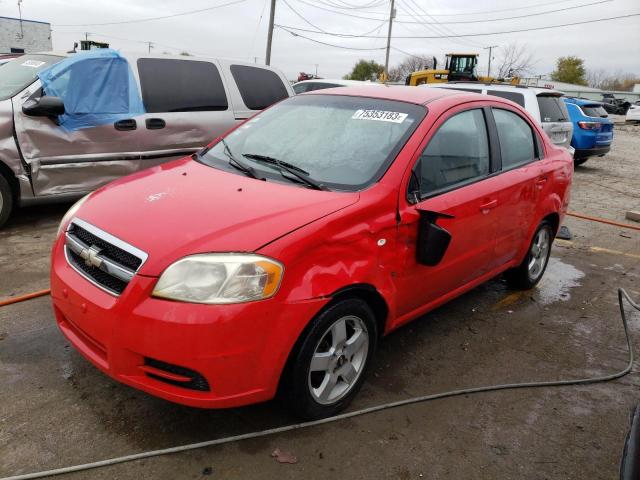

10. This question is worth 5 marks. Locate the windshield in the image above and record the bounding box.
[198,94,425,191]
[0,54,63,101]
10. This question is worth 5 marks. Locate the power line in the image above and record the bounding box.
[276,25,386,50]
[54,0,247,27]
[276,12,640,39]
[397,0,613,25]
[397,0,598,17]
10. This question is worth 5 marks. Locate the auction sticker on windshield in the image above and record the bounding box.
[352,109,408,123]
[21,60,46,68]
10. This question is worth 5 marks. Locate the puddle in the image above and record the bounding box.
[534,257,585,305]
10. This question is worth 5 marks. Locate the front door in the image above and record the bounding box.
[394,107,501,324]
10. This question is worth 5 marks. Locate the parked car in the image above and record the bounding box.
[51,86,573,419]
[293,78,378,94]
[626,103,640,123]
[563,98,614,166]
[422,82,574,152]
[600,93,631,115]
[0,51,293,227]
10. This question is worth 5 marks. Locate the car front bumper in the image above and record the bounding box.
[50,236,329,408]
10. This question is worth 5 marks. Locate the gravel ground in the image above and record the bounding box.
[1,127,639,479]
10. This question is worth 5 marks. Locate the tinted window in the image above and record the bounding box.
[137,58,228,113]
[230,65,289,110]
[415,109,489,196]
[581,104,608,118]
[443,87,481,93]
[293,82,341,94]
[537,95,569,122]
[199,95,425,191]
[487,90,525,107]
[493,109,535,169]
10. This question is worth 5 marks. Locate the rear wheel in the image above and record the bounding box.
[284,298,377,420]
[505,221,553,290]
[574,157,588,166]
[0,174,14,228]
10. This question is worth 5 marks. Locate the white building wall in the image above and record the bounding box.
[0,17,52,54]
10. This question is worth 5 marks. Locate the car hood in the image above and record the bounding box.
[74,157,359,276]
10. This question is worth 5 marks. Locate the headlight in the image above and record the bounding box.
[56,194,90,237]
[152,254,284,304]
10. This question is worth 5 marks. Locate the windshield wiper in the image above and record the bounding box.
[221,139,262,180]
[242,153,327,191]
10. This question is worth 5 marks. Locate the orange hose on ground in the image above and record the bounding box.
[0,289,51,307]
[567,211,640,232]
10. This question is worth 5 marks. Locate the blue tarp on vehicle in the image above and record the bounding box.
[37,49,144,131]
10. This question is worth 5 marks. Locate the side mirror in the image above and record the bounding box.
[416,210,453,266]
[22,96,65,117]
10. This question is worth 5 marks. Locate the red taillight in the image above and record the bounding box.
[577,121,601,130]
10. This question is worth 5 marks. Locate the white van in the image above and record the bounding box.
[0,51,293,227]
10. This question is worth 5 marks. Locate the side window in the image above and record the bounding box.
[137,58,228,113]
[413,109,490,197]
[487,90,525,107]
[230,65,289,110]
[493,109,535,169]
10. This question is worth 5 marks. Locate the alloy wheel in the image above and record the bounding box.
[528,227,550,282]
[307,315,369,405]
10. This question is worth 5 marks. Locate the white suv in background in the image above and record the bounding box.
[423,83,574,152]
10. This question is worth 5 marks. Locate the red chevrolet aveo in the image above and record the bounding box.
[51,86,572,419]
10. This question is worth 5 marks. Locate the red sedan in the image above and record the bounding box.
[51,86,572,419]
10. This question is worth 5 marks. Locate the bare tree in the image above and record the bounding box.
[586,68,608,89]
[387,54,436,82]
[494,43,536,79]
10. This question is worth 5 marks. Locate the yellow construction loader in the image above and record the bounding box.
[404,53,519,86]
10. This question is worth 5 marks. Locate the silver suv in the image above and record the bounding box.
[0,52,293,227]
[423,82,573,152]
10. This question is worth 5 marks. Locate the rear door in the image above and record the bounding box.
[537,94,572,148]
[488,106,544,265]
[395,105,503,320]
[134,57,235,170]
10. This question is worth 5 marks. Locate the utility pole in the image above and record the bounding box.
[148,42,153,54]
[383,0,395,82]
[484,45,498,77]
[17,0,24,38]
[265,0,276,65]
[315,63,318,77]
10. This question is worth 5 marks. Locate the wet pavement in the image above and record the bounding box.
[1,129,639,479]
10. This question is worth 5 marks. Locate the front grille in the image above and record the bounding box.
[143,357,211,391]
[64,219,147,296]
[69,224,143,271]
[67,248,128,294]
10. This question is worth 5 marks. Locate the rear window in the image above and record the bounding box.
[293,82,342,94]
[581,104,608,118]
[137,58,228,113]
[230,65,289,110]
[537,95,569,122]
[442,87,481,93]
[487,90,525,107]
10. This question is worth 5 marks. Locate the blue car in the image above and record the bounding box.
[563,97,614,166]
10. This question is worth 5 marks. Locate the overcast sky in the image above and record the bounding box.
[2,0,639,80]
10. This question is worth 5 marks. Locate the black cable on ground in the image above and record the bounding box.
[2,288,638,480]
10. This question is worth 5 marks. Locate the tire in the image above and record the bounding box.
[505,220,554,290]
[574,157,588,166]
[284,297,377,420]
[0,174,14,229]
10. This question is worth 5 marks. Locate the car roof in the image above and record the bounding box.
[564,97,603,106]
[305,84,462,105]
[425,82,565,96]
[294,79,380,86]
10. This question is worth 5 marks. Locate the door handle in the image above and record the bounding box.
[479,199,498,213]
[145,118,166,130]
[535,176,548,189]
[114,119,137,131]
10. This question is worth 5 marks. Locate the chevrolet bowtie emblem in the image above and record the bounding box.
[79,245,103,268]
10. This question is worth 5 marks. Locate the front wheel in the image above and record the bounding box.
[505,220,553,290]
[0,174,14,228]
[284,298,377,420]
